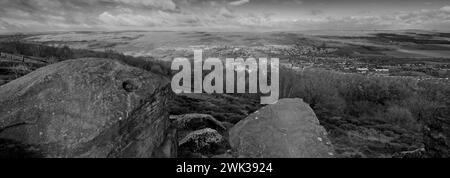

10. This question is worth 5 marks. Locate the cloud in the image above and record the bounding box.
[313,6,450,30]
[0,19,9,31]
[229,0,250,6]
[219,7,235,18]
[290,0,303,5]
[311,9,324,16]
[259,5,450,31]
[111,0,177,10]
[99,12,147,26]
[98,8,203,28]
[236,13,272,27]
[441,6,450,12]
[1,0,450,32]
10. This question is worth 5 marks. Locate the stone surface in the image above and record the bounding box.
[229,98,335,158]
[171,114,226,131]
[392,148,426,158]
[152,127,178,158]
[179,128,223,156]
[171,114,230,158]
[0,58,172,158]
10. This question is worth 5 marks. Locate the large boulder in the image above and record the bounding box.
[152,126,178,158]
[229,98,335,158]
[0,58,173,158]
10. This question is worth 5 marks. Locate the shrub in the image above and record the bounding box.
[385,105,418,130]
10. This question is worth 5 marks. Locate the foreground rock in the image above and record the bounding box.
[171,113,226,142]
[171,114,226,132]
[229,98,335,158]
[152,127,178,158]
[179,128,224,157]
[392,148,426,158]
[0,58,173,158]
[171,114,230,158]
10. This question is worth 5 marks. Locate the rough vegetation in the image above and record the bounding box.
[279,68,449,157]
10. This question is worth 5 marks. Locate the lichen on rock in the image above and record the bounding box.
[179,128,224,156]
[0,58,174,158]
[229,98,335,158]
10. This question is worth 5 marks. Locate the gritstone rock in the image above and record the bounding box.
[0,58,174,158]
[229,98,335,158]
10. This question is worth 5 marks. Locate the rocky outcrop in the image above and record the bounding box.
[0,58,174,158]
[171,114,226,132]
[152,127,178,158]
[179,128,224,157]
[392,148,426,158]
[171,114,230,158]
[229,98,335,158]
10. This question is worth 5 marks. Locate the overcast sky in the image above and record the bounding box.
[1,0,450,32]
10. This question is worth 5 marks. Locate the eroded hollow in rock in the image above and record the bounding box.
[122,80,139,93]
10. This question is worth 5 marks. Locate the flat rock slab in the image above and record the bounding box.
[0,58,171,158]
[229,98,335,158]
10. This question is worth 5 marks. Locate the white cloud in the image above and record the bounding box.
[219,7,234,18]
[111,0,177,10]
[0,20,6,30]
[98,9,201,27]
[99,11,161,26]
[290,0,303,5]
[229,0,250,6]
[1,0,450,32]
[236,13,272,27]
[441,6,450,12]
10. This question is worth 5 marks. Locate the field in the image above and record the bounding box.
[20,30,450,58]
[16,30,449,78]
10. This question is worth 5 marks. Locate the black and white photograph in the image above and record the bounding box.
[0,0,449,165]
